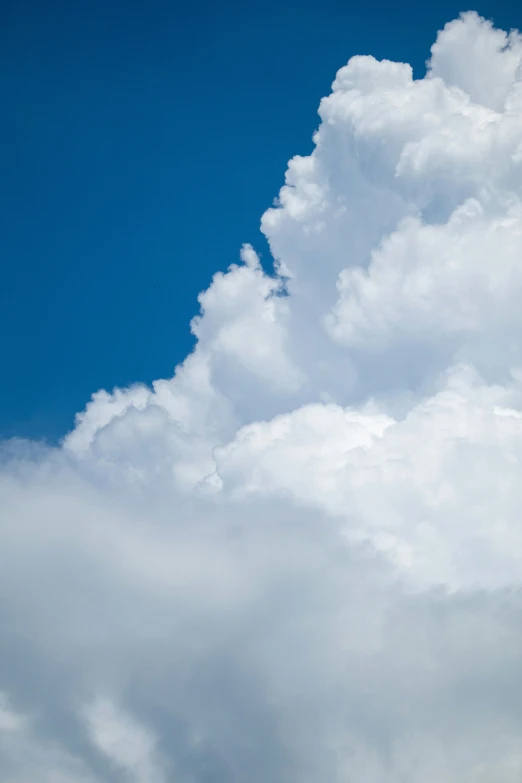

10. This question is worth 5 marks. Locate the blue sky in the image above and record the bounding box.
[1,0,519,440]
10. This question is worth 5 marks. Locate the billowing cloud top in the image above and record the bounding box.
[3,11,522,782]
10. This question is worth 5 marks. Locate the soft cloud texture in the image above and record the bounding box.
[3,11,522,781]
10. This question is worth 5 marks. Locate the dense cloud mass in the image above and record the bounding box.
[4,11,522,781]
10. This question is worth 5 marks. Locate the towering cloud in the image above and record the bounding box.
[3,11,522,781]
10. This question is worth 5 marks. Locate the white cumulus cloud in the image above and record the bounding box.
[3,10,522,781]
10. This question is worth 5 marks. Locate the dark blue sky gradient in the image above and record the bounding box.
[1,0,520,440]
